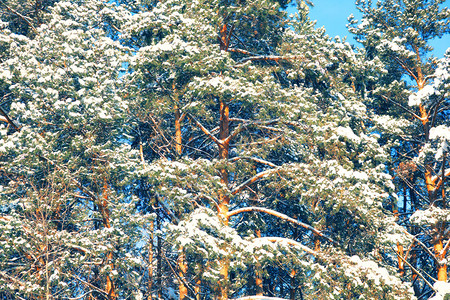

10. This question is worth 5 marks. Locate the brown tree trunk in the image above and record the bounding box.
[415,61,447,281]
[175,104,182,156]
[435,239,447,281]
[289,270,296,300]
[101,181,117,300]
[156,200,162,299]
[178,249,188,300]
[195,276,201,300]
[148,221,154,300]
[218,100,230,300]
[254,229,263,296]
[397,244,405,277]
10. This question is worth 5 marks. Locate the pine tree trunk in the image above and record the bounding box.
[195,276,201,300]
[255,230,263,296]
[414,64,448,281]
[435,239,447,281]
[290,270,296,300]
[174,101,182,156]
[148,221,154,300]
[178,249,188,300]
[99,181,117,300]
[397,244,405,277]
[218,100,230,300]
[156,201,162,299]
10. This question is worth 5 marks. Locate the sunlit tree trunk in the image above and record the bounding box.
[178,250,188,300]
[289,270,296,300]
[194,276,201,300]
[100,181,117,300]
[156,199,163,299]
[415,59,448,281]
[217,99,230,300]
[148,221,154,300]
[255,229,263,296]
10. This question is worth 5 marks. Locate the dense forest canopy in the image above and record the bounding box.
[0,0,448,299]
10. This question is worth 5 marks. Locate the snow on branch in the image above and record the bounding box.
[236,55,304,65]
[232,296,288,300]
[257,237,316,255]
[227,206,336,245]
[228,156,278,168]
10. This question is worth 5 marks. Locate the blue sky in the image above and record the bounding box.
[287,0,449,58]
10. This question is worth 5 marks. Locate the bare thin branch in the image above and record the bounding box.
[391,246,436,292]
[227,206,336,245]
[402,228,439,264]
[0,0,38,33]
[186,113,221,146]
[380,95,422,120]
[72,275,108,296]
[231,169,279,195]
[0,107,20,131]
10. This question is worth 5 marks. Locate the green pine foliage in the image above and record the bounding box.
[0,0,446,299]
[349,0,449,297]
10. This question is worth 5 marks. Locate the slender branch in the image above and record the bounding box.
[442,238,450,259]
[231,169,279,195]
[391,246,436,292]
[231,135,282,147]
[227,206,336,245]
[0,107,20,131]
[38,155,100,205]
[107,22,121,33]
[155,196,180,224]
[402,228,439,264]
[197,193,219,211]
[147,114,172,149]
[72,275,108,296]
[392,55,418,82]
[225,119,281,144]
[224,122,247,144]
[186,113,221,146]
[227,48,258,56]
[236,55,304,65]
[0,0,38,33]
[67,244,90,254]
[228,156,278,168]
[225,24,234,51]
[0,270,26,287]
[429,96,445,129]
[434,168,450,191]
[380,95,422,120]
[65,291,95,300]
[161,250,196,296]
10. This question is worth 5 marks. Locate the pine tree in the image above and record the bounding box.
[349,0,450,297]
[122,0,415,298]
[0,1,152,298]
[0,0,425,299]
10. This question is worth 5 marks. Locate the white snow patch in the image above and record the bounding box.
[430,281,450,300]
